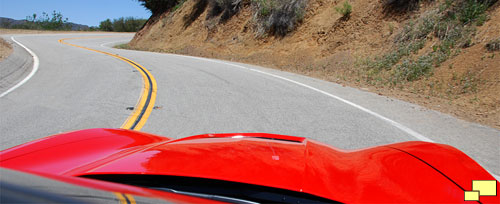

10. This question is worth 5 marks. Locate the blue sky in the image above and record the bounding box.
[0,0,151,26]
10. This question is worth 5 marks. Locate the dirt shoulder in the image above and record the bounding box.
[0,37,12,62]
[0,28,132,61]
[0,29,84,62]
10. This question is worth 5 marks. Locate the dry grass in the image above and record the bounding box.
[0,37,13,62]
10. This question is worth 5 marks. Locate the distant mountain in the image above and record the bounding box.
[0,17,27,27]
[0,17,90,31]
[65,22,90,31]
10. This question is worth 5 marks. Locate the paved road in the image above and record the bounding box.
[1,33,499,178]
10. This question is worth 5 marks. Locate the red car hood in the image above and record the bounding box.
[1,128,498,203]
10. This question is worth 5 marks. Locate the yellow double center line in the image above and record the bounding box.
[59,37,157,130]
[114,192,136,204]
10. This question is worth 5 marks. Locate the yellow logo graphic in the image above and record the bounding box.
[464,180,497,201]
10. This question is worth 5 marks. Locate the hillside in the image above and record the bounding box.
[128,0,500,129]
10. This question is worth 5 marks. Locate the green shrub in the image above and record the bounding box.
[252,0,308,37]
[253,0,273,17]
[394,55,433,81]
[458,71,480,93]
[459,0,489,24]
[365,0,496,84]
[335,1,352,18]
[394,13,437,44]
[179,0,306,36]
[184,0,242,28]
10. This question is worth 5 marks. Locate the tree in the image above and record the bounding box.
[137,0,179,16]
[99,19,113,31]
[39,11,69,30]
[123,17,147,31]
[112,17,126,31]
[88,26,99,31]
[23,11,70,30]
[99,17,147,32]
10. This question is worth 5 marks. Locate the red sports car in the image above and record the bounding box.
[1,128,498,203]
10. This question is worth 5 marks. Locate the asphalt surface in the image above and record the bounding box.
[1,33,499,178]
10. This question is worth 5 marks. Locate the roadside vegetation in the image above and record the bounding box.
[98,17,147,32]
[251,0,308,36]
[138,0,308,36]
[361,0,498,85]
[335,1,352,19]
[114,43,130,49]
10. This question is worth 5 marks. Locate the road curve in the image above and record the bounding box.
[58,37,157,130]
[1,33,499,178]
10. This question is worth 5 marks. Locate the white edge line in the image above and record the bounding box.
[167,54,500,180]
[0,37,39,98]
[487,170,500,181]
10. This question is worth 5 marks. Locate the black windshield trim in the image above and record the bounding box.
[81,174,341,203]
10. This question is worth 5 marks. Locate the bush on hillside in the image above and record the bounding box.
[137,0,181,16]
[182,0,307,37]
[458,0,498,24]
[207,0,244,22]
[335,1,352,18]
[183,0,242,28]
[382,0,430,13]
[366,0,497,83]
[138,0,310,37]
[253,0,308,37]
